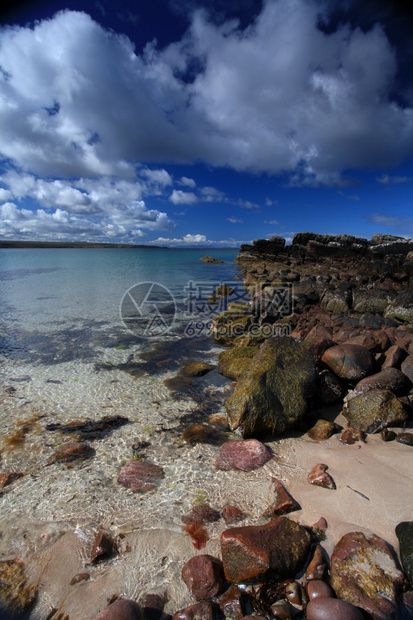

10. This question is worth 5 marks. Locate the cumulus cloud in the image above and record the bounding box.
[179,176,196,188]
[0,2,411,187]
[169,189,198,204]
[150,233,241,246]
[227,217,243,223]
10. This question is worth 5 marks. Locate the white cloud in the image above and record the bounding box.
[227,217,243,224]
[264,219,279,225]
[200,186,226,202]
[179,176,196,188]
[150,234,241,247]
[169,189,198,204]
[376,174,413,184]
[0,3,410,187]
[265,198,278,207]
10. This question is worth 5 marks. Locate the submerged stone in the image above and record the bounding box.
[180,363,215,377]
[182,555,226,601]
[225,336,316,438]
[93,599,143,620]
[117,461,164,493]
[48,441,95,465]
[215,439,273,471]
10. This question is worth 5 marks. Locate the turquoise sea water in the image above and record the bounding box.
[0,247,241,364]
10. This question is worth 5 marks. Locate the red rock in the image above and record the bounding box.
[340,428,366,444]
[220,516,311,584]
[93,599,142,620]
[262,477,300,517]
[182,555,226,601]
[303,326,335,362]
[311,517,328,533]
[117,461,164,493]
[382,345,407,369]
[91,531,116,563]
[215,439,272,471]
[182,504,220,525]
[305,545,327,581]
[139,593,165,611]
[330,531,404,620]
[217,585,250,620]
[308,464,336,490]
[48,441,95,465]
[321,344,374,381]
[173,601,219,620]
[350,367,410,398]
[306,579,334,600]
[306,598,364,620]
[221,505,245,525]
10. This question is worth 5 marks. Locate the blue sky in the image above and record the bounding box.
[0,0,412,246]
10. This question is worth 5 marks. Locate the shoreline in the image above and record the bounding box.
[0,233,412,619]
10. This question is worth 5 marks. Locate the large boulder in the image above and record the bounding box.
[395,522,413,587]
[343,388,408,433]
[330,531,404,620]
[220,517,311,584]
[225,337,316,437]
[321,344,374,381]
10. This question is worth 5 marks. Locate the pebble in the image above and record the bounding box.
[306,598,364,620]
[308,463,336,490]
[305,545,327,581]
[117,461,164,493]
[306,580,334,600]
[172,600,218,620]
[9,375,31,382]
[396,432,413,446]
[340,428,366,444]
[48,441,95,465]
[91,531,117,564]
[93,599,142,620]
[182,504,220,525]
[221,505,245,525]
[215,439,272,472]
[182,554,226,601]
[262,477,300,517]
[217,585,250,620]
[381,429,397,442]
[307,419,340,441]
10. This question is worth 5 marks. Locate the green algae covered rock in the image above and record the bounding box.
[343,388,407,433]
[218,346,259,381]
[225,336,316,437]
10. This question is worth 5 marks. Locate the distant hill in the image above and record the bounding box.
[0,240,166,249]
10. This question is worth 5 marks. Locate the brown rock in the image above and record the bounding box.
[350,367,410,398]
[330,531,404,620]
[306,579,334,600]
[217,585,250,620]
[173,601,219,620]
[221,506,245,525]
[315,370,345,404]
[117,461,164,493]
[381,429,397,442]
[182,504,221,525]
[306,598,364,620]
[321,344,374,381]
[220,516,311,584]
[396,432,413,446]
[382,345,407,369]
[268,601,293,619]
[48,441,95,465]
[340,428,366,444]
[91,531,116,564]
[343,388,408,433]
[182,555,226,601]
[93,599,143,620]
[401,354,413,382]
[180,363,215,377]
[307,419,340,441]
[262,477,300,517]
[308,463,336,490]
[303,326,335,362]
[215,439,272,472]
[305,545,327,581]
